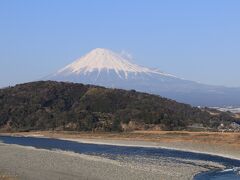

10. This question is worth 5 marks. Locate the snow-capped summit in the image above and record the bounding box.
[56,48,174,79]
[46,48,240,107]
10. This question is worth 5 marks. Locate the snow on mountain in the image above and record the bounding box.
[46,48,240,107]
[55,48,176,79]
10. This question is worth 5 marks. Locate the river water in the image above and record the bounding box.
[0,135,239,179]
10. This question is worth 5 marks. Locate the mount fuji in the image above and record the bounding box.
[46,48,240,107]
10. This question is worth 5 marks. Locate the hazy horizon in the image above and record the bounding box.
[1,0,240,88]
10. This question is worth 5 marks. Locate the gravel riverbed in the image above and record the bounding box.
[0,142,220,180]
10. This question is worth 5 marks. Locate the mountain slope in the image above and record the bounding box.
[49,48,176,82]
[0,81,236,132]
[46,48,240,106]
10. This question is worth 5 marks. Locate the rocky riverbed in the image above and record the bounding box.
[0,142,222,180]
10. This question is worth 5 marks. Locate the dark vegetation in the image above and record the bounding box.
[0,81,236,132]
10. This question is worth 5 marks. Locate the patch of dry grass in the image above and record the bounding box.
[0,173,16,180]
[235,113,240,119]
[2,130,240,147]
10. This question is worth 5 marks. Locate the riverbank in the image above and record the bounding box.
[2,130,240,159]
[0,131,239,180]
[0,142,218,180]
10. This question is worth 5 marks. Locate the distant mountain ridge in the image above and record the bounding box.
[46,48,240,107]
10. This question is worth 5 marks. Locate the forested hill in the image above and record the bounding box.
[0,81,236,132]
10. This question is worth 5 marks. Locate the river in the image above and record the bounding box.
[0,135,239,180]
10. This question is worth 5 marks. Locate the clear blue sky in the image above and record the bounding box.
[1,0,240,87]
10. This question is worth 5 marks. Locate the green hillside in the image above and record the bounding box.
[0,81,235,132]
